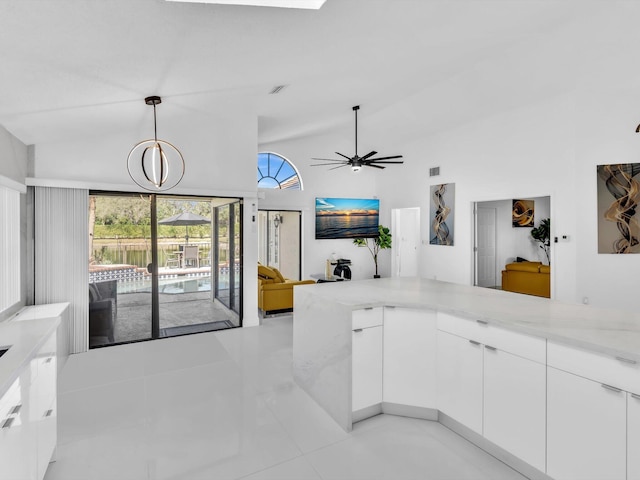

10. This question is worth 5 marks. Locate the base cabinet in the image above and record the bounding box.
[0,329,58,480]
[0,369,38,480]
[547,366,626,480]
[35,332,57,479]
[629,392,640,480]
[383,307,436,408]
[483,347,546,472]
[352,325,383,412]
[436,330,483,434]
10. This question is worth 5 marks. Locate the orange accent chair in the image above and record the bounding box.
[258,264,315,314]
[501,261,550,298]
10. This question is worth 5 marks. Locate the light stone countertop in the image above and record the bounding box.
[0,312,61,398]
[295,277,640,363]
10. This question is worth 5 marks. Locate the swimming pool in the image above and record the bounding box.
[117,274,232,294]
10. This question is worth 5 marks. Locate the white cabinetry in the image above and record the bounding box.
[547,341,640,480]
[383,306,436,409]
[629,391,640,480]
[0,367,38,479]
[483,346,546,471]
[352,308,383,414]
[0,328,58,480]
[436,329,483,434]
[436,312,546,470]
[35,332,57,480]
[547,366,626,480]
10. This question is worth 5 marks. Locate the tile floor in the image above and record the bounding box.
[45,315,527,480]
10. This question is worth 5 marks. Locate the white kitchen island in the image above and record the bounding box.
[0,303,68,480]
[293,277,640,480]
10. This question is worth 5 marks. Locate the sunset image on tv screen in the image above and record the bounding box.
[315,198,380,239]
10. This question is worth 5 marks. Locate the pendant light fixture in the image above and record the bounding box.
[127,96,185,191]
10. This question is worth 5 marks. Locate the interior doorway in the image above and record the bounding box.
[391,207,420,277]
[258,210,302,280]
[473,195,551,296]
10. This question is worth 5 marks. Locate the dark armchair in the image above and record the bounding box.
[89,280,117,345]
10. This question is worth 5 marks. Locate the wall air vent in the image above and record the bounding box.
[269,85,287,95]
[429,166,440,177]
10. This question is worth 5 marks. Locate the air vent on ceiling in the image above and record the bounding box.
[429,166,440,177]
[269,85,287,95]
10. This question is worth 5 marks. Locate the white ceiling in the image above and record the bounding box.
[0,0,582,147]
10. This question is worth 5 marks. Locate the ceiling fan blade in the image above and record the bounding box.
[365,164,386,169]
[360,150,378,161]
[311,162,349,166]
[366,155,403,161]
[367,160,404,164]
[311,157,346,162]
[335,152,352,160]
[329,164,350,170]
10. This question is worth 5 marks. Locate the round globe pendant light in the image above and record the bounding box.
[127,96,185,191]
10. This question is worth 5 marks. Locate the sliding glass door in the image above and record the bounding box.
[88,192,242,348]
[214,200,241,317]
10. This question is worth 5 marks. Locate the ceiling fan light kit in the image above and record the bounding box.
[311,105,403,172]
[127,95,185,192]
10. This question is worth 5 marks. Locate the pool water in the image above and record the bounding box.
[118,275,232,294]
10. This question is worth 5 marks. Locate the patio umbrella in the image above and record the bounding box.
[158,212,211,245]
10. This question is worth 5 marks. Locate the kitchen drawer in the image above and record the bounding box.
[483,325,546,364]
[437,312,489,343]
[548,341,640,394]
[438,312,545,363]
[352,307,383,330]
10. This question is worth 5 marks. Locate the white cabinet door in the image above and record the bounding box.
[352,326,383,412]
[0,372,38,480]
[629,391,640,480]
[36,331,57,480]
[436,330,483,434]
[483,347,546,472]
[383,307,436,408]
[547,366,626,480]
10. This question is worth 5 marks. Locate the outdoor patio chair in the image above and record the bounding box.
[199,250,211,267]
[165,252,181,268]
[89,280,117,345]
[183,245,199,268]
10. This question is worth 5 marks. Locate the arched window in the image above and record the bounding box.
[257,152,302,190]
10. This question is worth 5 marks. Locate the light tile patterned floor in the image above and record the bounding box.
[46,315,527,480]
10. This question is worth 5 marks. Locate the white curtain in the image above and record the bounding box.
[35,187,88,353]
[0,184,20,313]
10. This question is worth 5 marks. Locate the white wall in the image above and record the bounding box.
[377,94,575,301]
[0,125,28,320]
[259,130,390,280]
[31,110,262,326]
[33,110,256,194]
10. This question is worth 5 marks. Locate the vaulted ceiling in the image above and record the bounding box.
[0,1,594,148]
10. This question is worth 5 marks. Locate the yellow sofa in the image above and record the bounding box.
[258,264,315,314]
[501,261,550,298]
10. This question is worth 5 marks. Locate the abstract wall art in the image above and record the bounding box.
[429,183,455,246]
[512,199,535,228]
[597,163,640,254]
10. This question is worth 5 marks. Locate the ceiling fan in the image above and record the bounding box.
[311,105,403,172]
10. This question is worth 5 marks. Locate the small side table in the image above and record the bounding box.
[310,274,349,283]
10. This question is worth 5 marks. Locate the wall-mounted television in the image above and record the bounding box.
[315,197,380,239]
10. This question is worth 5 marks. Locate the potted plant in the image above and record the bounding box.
[353,225,392,278]
[531,218,551,265]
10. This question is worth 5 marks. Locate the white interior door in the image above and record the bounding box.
[476,207,497,287]
[391,207,420,277]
